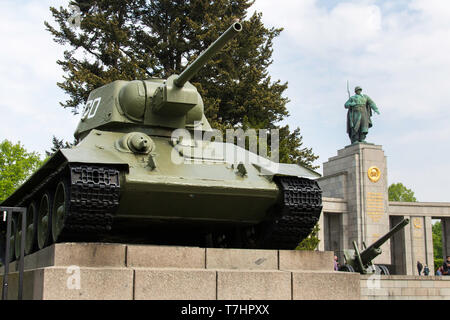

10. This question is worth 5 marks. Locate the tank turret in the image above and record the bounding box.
[75,22,243,141]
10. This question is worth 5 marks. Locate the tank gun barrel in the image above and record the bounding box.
[360,218,409,264]
[174,22,243,88]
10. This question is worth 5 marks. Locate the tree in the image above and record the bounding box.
[296,224,320,251]
[45,0,318,170]
[0,140,43,202]
[432,221,443,271]
[46,135,74,157]
[388,183,417,202]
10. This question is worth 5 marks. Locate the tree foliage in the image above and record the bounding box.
[45,0,318,169]
[296,224,320,251]
[433,221,443,271]
[388,183,417,202]
[0,140,43,202]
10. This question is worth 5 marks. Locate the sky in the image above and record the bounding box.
[0,0,449,202]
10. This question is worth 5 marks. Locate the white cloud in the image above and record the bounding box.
[251,0,450,201]
[253,0,450,117]
[253,0,382,55]
[410,0,450,25]
[0,0,76,156]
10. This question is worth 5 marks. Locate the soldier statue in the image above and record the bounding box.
[345,86,380,144]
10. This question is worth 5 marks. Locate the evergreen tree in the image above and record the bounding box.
[45,136,74,157]
[45,0,318,169]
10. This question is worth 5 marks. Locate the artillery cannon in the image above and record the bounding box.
[2,22,322,260]
[339,218,410,275]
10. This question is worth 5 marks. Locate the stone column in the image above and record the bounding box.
[390,216,409,275]
[320,144,391,265]
[318,211,325,251]
[403,215,414,275]
[425,217,434,272]
[409,216,427,275]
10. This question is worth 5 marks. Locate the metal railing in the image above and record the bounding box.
[1,206,26,300]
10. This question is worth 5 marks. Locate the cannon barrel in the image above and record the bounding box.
[360,218,410,264]
[174,22,243,88]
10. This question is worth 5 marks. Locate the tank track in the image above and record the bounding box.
[261,176,322,249]
[17,163,120,242]
[60,165,120,237]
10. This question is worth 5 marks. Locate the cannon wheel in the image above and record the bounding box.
[339,264,355,272]
[376,265,390,275]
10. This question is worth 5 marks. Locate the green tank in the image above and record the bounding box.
[1,23,322,259]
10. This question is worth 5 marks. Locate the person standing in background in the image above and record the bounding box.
[334,255,340,271]
[443,256,450,275]
[423,265,430,276]
[417,261,423,275]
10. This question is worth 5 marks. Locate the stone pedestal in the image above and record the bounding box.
[0,243,360,300]
[319,143,391,265]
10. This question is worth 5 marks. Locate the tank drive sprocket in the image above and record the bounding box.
[53,165,121,241]
[260,176,323,249]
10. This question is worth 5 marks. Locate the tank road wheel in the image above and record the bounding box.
[7,217,17,263]
[14,214,23,260]
[26,202,38,254]
[376,264,390,275]
[52,180,70,242]
[37,192,53,250]
[339,264,356,273]
[14,202,38,259]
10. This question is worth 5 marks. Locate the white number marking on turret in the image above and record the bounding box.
[81,100,93,120]
[81,97,102,121]
[88,97,101,119]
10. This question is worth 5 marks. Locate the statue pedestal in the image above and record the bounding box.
[319,143,391,265]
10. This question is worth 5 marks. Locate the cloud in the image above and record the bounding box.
[253,0,381,54]
[251,0,450,201]
[0,0,77,155]
[253,0,450,117]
